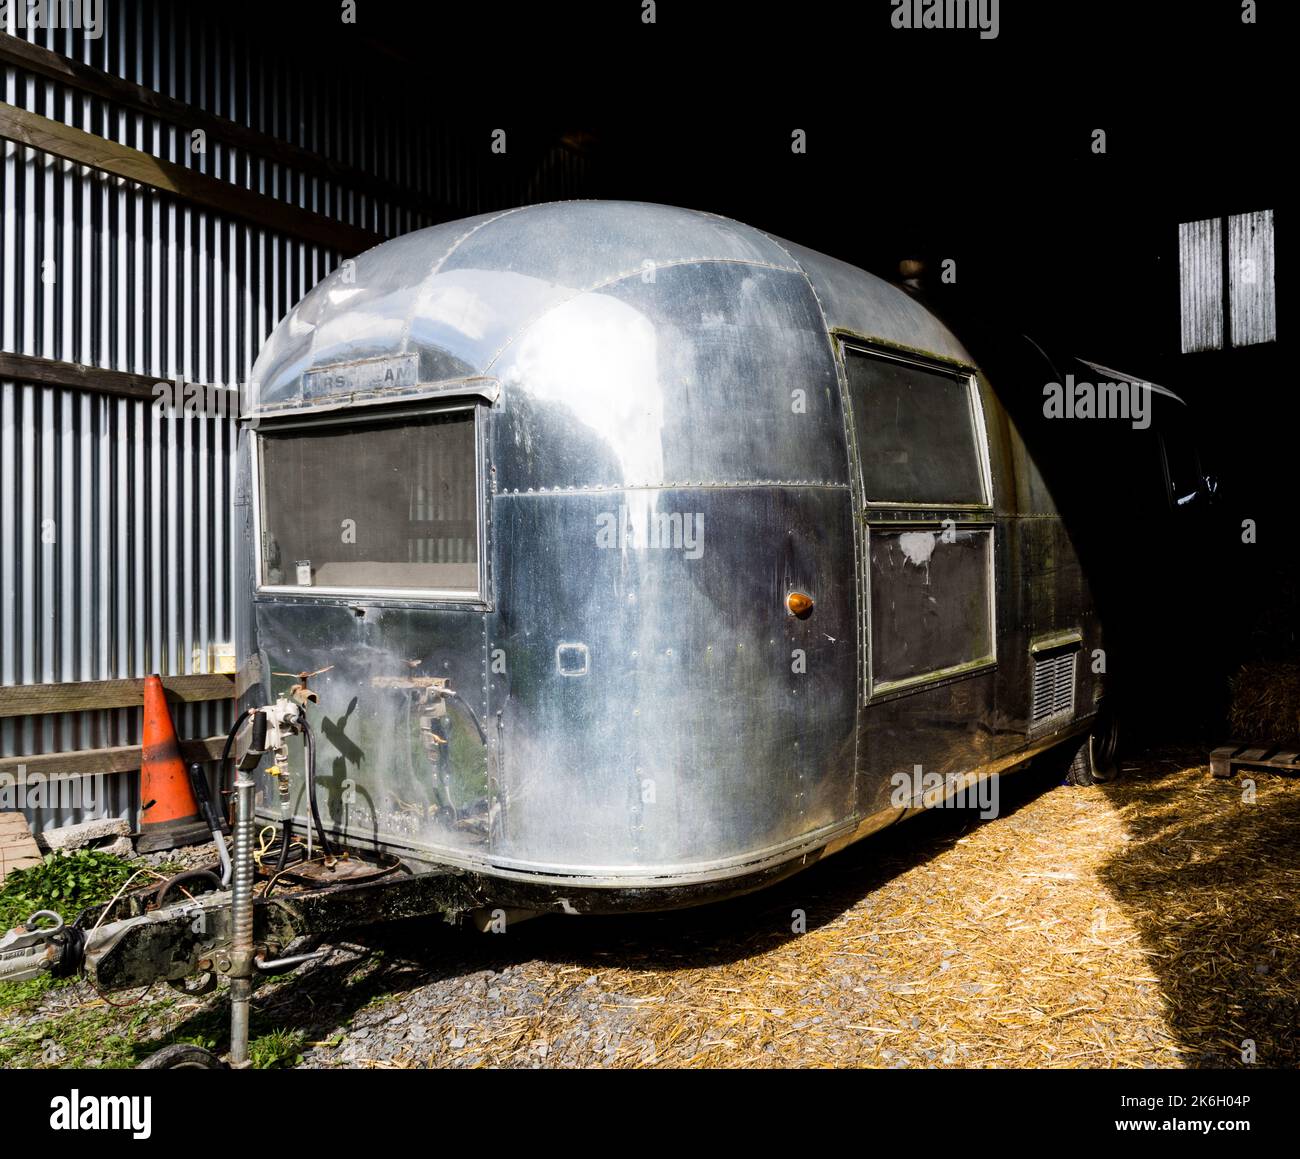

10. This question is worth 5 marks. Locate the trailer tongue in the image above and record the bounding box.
[1,858,484,1067]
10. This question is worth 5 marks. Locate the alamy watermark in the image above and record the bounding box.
[1,767,105,811]
[891,764,1000,819]
[595,507,704,559]
[890,0,999,39]
[152,376,245,420]
[1,0,104,38]
[49,1091,151,1140]
[1043,374,1152,429]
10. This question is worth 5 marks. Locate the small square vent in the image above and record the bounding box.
[1031,645,1078,726]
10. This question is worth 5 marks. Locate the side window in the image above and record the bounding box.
[842,345,996,697]
[844,347,987,506]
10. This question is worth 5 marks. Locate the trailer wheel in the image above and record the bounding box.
[138,1044,227,1070]
[1065,709,1120,787]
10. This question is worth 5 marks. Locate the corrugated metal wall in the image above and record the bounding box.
[0,1,589,833]
[1229,209,1276,349]
[1178,216,1222,355]
[1179,210,1277,355]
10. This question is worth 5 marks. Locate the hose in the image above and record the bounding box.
[275,818,294,872]
[300,714,337,860]
[188,762,232,885]
[220,707,255,772]
[442,688,487,744]
[219,708,256,828]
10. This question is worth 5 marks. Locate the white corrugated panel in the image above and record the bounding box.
[1179,217,1223,354]
[1229,209,1276,348]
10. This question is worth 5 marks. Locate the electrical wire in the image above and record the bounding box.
[255,822,304,873]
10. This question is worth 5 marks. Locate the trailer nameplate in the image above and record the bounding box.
[303,353,420,399]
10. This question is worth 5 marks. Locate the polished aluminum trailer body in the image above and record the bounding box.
[237,201,1100,910]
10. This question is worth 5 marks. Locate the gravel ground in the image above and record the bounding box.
[3,746,1296,1068]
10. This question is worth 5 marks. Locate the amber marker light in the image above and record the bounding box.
[786,591,815,618]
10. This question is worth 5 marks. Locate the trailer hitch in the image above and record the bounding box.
[0,910,83,983]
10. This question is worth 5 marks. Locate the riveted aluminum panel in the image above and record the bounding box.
[491,260,849,491]
[769,235,975,365]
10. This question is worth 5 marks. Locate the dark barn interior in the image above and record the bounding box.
[585,120,1288,744]
[230,1,1290,747]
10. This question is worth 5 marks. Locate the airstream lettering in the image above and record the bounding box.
[235,201,1116,916]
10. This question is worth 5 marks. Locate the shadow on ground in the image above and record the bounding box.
[160,757,1072,1056]
[1097,752,1300,1068]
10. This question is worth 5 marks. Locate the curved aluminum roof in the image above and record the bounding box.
[249,200,972,414]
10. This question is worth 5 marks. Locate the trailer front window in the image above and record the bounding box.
[256,410,480,596]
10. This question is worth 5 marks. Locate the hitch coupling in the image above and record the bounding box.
[0,910,84,983]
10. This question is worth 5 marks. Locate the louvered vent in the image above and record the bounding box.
[1031,646,1077,726]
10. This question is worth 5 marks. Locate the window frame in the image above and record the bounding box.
[834,338,998,702]
[840,342,994,512]
[863,518,999,700]
[250,400,488,605]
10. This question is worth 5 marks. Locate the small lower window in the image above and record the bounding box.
[257,410,480,595]
[868,525,995,693]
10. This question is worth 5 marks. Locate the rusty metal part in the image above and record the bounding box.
[152,869,224,909]
[167,970,218,996]
[369,675,448,690]
[272,665,334,706]
[279,855,401,886]
[81,869,471,992]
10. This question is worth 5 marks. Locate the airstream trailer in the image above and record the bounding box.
[236,200,1116,916]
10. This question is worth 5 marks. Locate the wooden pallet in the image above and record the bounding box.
[0,811,43,884]
[1209,743,1300,779]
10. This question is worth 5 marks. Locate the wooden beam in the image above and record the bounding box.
[0,101,382,254]
[0,33,437,217]
[0,674,237,720]
[0,350,237,405]
[0,736,228,781]
[0,32,455,223]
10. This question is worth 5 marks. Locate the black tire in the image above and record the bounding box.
[1066,709,1120,786]
[137,1044,227,1070]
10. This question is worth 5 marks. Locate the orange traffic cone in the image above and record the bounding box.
[137,675,210,852]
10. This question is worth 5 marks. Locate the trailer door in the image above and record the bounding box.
[840,344,998,821]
